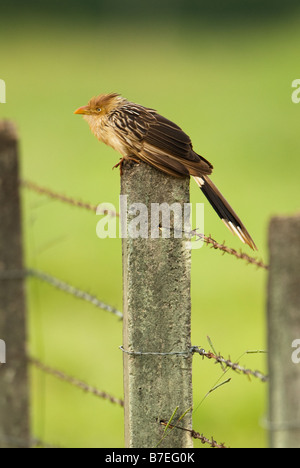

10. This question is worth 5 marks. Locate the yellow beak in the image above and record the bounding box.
[74,105,90,115]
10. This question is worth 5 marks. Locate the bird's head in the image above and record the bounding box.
[74,93,123,120]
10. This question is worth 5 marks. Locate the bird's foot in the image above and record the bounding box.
[112,156,140,176]
[112,157,126,175]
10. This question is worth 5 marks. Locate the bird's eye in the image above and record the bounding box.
[96,108,101,112]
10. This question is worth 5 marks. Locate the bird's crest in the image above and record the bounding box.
[88,93,123,111]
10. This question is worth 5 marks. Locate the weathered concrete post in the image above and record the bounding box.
[121,161,193,448]
[0,121,30,448]
[267,214,300,448]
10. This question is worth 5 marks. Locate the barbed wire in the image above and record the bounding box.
[1,269,266,382]
[191,346,268,382]
[20,179,118,216]
[0,268,122,319]
[160,421,228,448]
[27,268,123,319]
[18,178,267,447]
[29,356,124,407]
[0,267,123,319]
[21,179,268,270]
[191,232,269,270]
[120,345,267,382]
[28,354,229,448]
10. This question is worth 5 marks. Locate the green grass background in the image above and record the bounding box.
[1,9,300,448]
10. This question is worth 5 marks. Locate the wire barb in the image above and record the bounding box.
[29,356,124,407]
[20,179,119,216]
[160,421,228,448]
[119,346,267,382]
[28,268,123,319]
[17,177,268,448]
[20,179,267,269]
[192,232,269,270]
[0,268,123,318]
[191,346,268,382]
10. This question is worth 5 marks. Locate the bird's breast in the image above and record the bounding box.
[85,116,128,156]
[103,130,129,156]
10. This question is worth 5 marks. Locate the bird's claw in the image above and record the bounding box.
[112,157,140,176]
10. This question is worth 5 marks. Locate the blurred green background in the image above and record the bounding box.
[1,0,300,448]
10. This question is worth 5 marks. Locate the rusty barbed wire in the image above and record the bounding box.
[190,430,227,448]
[120,345,267,382]
[160,421,227,448]
[203,234,268,269]
[20,179,119,216]
[161,224,268,270]
[29,356,124,407]
[192,231,269,270]
[21,179,268,270]
[191,346,268,382]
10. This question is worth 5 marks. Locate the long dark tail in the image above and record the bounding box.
[193,175,257,250]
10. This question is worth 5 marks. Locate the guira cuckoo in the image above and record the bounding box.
[75,93,256,250]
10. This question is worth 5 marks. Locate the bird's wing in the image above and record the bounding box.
[108,105,213,178]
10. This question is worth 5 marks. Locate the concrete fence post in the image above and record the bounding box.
[121,161,193,448]
[267,214,300,448]
[0,121,30,448]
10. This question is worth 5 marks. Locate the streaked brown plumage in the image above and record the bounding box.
[74,93,257,250]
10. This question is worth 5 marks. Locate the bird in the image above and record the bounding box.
[74,93,257,250]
